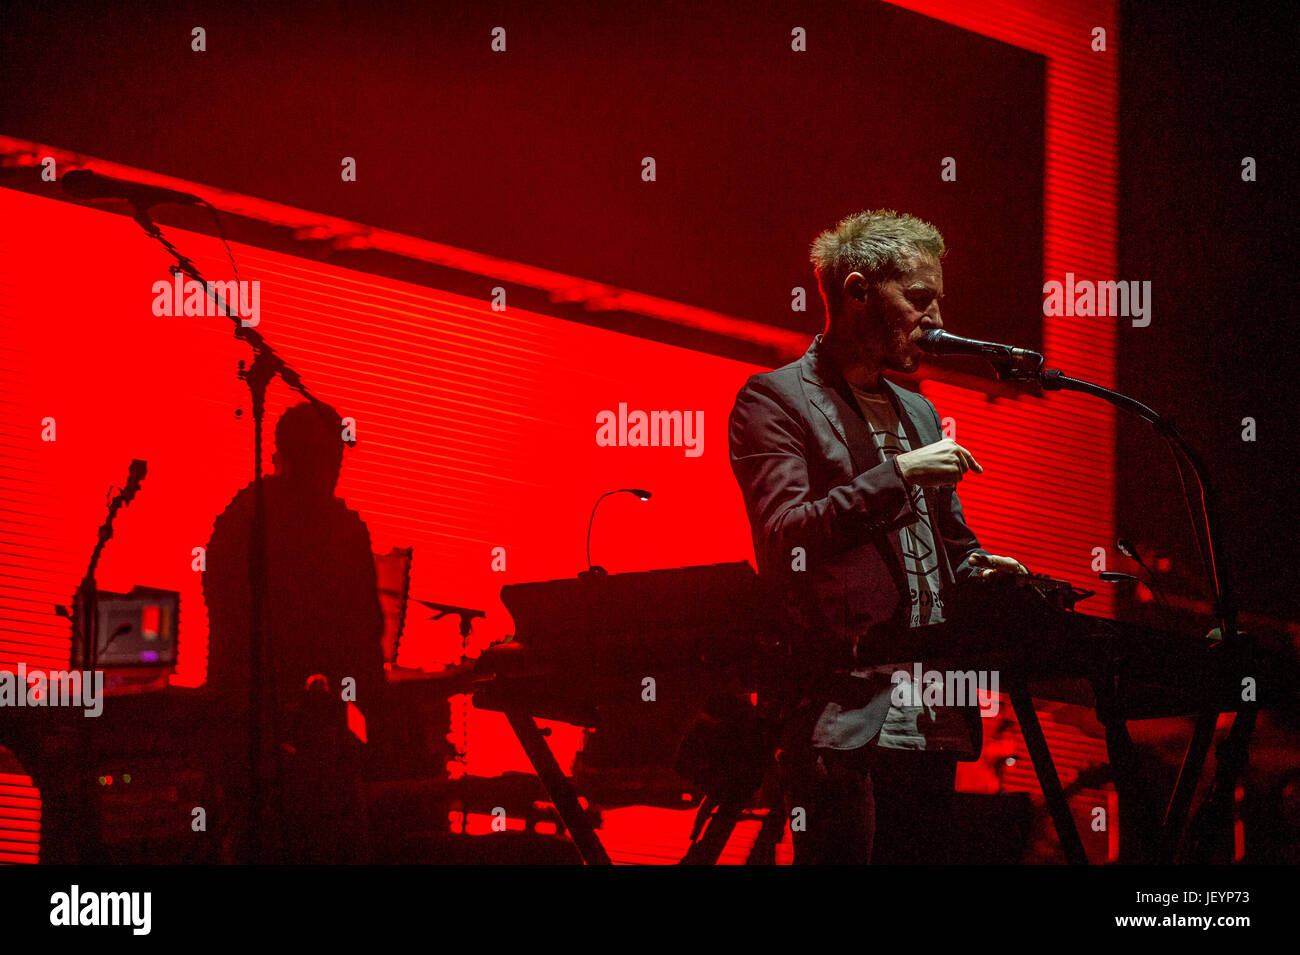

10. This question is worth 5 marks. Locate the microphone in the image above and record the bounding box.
[917,329,1044,381]
[1115,537,1140,561]
[62,169,201,209]
[1115,536,1174,618]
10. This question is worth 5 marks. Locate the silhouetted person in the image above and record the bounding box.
[204,401,384,863]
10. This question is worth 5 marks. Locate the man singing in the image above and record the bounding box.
[728,209,1027,864]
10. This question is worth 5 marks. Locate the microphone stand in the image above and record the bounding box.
[995,355,1248,862]
[59,462,144,862]
[130,204,335,863]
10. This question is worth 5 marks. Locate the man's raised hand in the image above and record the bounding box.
[895,438,982,488]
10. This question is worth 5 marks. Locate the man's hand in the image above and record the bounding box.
[967,553,1028,578]
[895,438,982,488]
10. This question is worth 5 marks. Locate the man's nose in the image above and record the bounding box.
[921,306,942,329]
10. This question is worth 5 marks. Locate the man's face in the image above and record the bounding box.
[836,253,945,374]
[871,253,944,374]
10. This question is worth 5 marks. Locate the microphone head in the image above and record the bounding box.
[1115,537,1137,560]
[917,329,948,354]
[120,458,148,506]
[628,489,652,500]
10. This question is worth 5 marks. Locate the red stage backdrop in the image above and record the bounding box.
[1,0,1121,868]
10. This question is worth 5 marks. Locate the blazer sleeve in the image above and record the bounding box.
[728,374,920,567]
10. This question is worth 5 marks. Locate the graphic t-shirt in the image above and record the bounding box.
[852,385,946,629]
[809,383,972,753]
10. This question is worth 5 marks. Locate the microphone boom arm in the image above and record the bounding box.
[1037,366,1246,864]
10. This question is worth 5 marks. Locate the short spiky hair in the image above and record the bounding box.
[810,209,946,319]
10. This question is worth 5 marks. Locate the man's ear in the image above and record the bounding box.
[843,271,869,304]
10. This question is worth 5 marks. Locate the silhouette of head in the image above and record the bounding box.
[273,402,344,495]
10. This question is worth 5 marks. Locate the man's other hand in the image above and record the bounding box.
[895,438,982,487]
[967,553,1028,578]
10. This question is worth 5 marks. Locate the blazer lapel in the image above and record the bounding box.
[799,338,909,583]
[799,337,877,475]
[880,377,935,452]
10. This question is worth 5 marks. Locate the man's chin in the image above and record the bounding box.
[885,353,922,374]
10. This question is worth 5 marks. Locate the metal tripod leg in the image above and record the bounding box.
[1181,708,1257,863]
[1010,689,1089,865]
[503,708,611,865]
[1159,711,1217,863]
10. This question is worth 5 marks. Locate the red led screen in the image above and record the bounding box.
[2,0,1122,853]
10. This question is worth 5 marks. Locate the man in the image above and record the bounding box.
[728,209,1027,864]
[204,401,385,862]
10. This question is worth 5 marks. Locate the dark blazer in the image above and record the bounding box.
[729,335,990,748]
